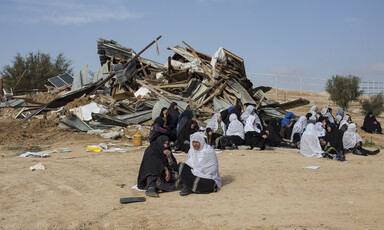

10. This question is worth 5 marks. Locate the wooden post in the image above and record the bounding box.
[13,69,27,91]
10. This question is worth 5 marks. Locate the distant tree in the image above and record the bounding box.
[0,52,73,92]
[361,93,384,116]
[325,75,362,110]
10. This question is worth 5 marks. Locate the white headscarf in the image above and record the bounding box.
[339,115,350,130]
[309,105,319,121]
[290,116,307,142]
[186,132,221,188]
[226,114,245,139]
[206,113,226,136]
[315,122,326,137]
[321,108,335,124]
[300,123,323,158]
[244,115,261,133]
[241,105,262,127]
[342,123,363,149]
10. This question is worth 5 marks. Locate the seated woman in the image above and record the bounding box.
[148,107,170,143]
[343,123,380,156]
[178,132,221,196]
[338,114,351,132]
[137,135,181,197]
[241,105,264,130]
[361,112,382,134]
[315,117,327,137]
[290,116,307,143]
[206,113,226,148]
[321,108,335,124]
[335,109,344,125]
[220,114,245,148]
[299,123,324,158]
[244,116,268,150]
[176,119,197,153]
[280,112,295,139]
[309,105,320,121]
[324,123,344,152]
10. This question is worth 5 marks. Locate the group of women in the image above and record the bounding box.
[139,103,381,198]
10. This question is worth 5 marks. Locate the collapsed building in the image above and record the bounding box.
[1,35,309,133]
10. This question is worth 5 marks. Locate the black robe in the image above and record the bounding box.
[361,112,382,134]
[266,118,283,146]
[324,123,344,152]
[167,102,180,131]
[137,135,177,189]
[176,119,197,152]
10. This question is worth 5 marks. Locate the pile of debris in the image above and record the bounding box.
[1,35,309,137]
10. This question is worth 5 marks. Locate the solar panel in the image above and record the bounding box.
[48,73,74,88]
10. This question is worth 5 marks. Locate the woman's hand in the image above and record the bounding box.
[163,149,173,163]
[164,167,170,182]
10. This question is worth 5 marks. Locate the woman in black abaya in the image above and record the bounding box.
[361,112,382,134]
[137,135,181,197]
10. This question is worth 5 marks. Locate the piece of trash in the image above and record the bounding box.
[173,153,184,156]
[124,143,134,147]
[29,163,45,171]
[304,166,320,169]
[137,146,148,150]
[19,152,50,158]
[131,184,146,192]
[229,152,233,156]
[87,145,102,152]
[103,148,128,153]
[56,148,71,152]
[120,197,146,204]
[215,151,223,154]
[61,157,74,159]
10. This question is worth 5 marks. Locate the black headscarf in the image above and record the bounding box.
[167,102,179,131]
[324,123,343,151]
[153,107,168,127]
[176,119,196,149]
[137,135,177,189]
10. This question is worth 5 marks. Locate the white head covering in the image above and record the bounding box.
[290,116,307,141]
[342,123,363,149]
[309,105,319,120]
[186,132,221,188]
[300,123,323,158]
[321,108,335,124]
[339,115,350,129]
[226,114,245,139]
[315,122,326,137]
[335,114,343,124]
[206,113,226,136]
[244,115,261,133]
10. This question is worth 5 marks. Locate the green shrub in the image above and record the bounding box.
[361,93,384,116]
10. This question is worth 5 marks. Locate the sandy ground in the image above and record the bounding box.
[1,110,384,229]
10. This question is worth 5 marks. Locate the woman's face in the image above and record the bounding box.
[369,114,373,118]
[163,141,169,149]
[174,104,177,110]
[217,116,222,123]
[163,109,168,116]
[327,126,332,132]
[192,141,201,150]
[190,123,195,129]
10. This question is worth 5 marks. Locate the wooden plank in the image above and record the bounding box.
[182,41,216,82]
[158,83,188,89]
[196,81,227,109]
[88,35,162,95]
[13,69,27,91]
[193,77,226,101]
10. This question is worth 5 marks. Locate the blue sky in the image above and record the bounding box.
[1,0,383,91]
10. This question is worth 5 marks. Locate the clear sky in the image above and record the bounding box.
[1,0,383,90]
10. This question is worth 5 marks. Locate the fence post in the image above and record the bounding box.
[0,78,3,97]
[275,74,278,100]
[299,78,302,97]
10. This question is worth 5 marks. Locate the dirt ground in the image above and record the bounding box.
[1,109,384,229]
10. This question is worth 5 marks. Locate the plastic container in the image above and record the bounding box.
[133,131,142,146]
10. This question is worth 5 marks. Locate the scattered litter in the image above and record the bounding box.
[304,166,320,170]
[103,148,128,153]
[138,146,148,150]
[29,163,45,171]
[173,153,184,156]
[19,152,50,158]
[101,131,121,139]
[124,144,134,147]
[87,145,102,152]
[215,151,223,154]
[120,197,146,204]
[56,148,71,152]
[131,184,146,192]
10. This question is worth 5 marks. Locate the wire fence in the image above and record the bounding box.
[247,72,383,109]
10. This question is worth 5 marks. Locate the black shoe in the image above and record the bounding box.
[180,186,192,196]
[145,187,159,198]
[369,149,380,155]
